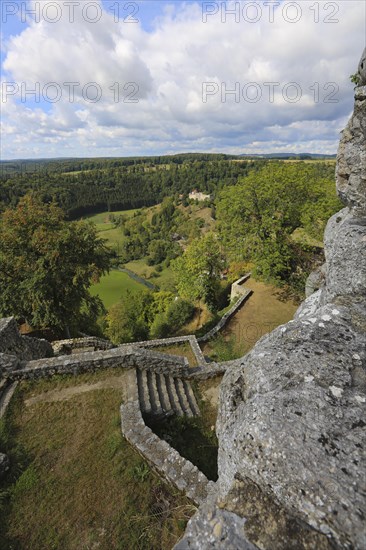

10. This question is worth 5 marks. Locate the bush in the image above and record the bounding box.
[150,313,171,339]
[165,299,195,330]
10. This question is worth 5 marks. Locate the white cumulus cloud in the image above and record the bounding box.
[0,0,365,158]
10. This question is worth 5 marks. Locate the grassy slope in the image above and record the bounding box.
[84,209,139,226]
[202,277,298,360]
[81,203,219,309]
[0,369,193,550]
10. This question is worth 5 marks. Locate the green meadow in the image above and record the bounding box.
[85,209,139,227]
[84,210,147,310]
[90,270,144,310]
[84,208,177,309]
[85,210,139,253]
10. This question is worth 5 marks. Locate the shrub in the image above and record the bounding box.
[150,313,171,339]
[165,299,195,330]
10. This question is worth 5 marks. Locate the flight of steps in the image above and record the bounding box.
[137,369,200,418]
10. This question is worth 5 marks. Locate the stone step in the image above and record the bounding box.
[183,380,200,416]
[137,369,152,414]
[174,378,193,417]
[165,375,185,416]
[124,368,138,403]
[147,371,163,415]
[156,373,173,414]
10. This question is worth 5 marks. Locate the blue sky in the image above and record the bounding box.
[1,1,365,159]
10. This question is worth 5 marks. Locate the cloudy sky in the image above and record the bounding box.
[0,0,365,159]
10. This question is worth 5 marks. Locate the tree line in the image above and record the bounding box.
[0,155,256,218]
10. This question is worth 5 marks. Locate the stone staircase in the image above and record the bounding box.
[136,368,200,418]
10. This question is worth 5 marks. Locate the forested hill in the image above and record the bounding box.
[0,154,261,218]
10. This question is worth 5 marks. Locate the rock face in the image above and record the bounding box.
[335,84,366,213]
[305,263,326,298]
[358,47,366,86]
[178,52,366,549]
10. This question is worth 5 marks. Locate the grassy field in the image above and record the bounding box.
[90,270,145,309]
[291,227,324,248]
[0,369,194,550]
[82,208,177,299]
[85,204,216,302]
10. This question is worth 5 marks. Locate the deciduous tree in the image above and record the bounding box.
[172,233,226,311]
[0,194,111,335]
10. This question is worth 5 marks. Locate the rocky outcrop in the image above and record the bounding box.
[335,83,366,213]
[177,52,366,549]
[357,47,366,86]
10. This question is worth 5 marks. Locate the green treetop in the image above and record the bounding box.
[172,232,226,311]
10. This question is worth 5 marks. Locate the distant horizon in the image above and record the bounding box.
[0,151,338,162]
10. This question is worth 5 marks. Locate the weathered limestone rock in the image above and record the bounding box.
[305,263,326,298]
[322,207,366,304]
[216,302,365,548]
[177,52,366,550]
[358,47,366,86]
[0,452,10,480]
[176,477,334,550]
[174,491,259,550]
[335,82,366,213]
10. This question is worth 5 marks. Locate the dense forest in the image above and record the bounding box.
[0,154,259,218]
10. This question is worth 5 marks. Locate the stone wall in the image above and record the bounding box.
[121,369,216,506]
[0,317,53,361]
[0,378,18,481]
[197,289,252,343]
[230,273,252,301]
[132,335,207,365]
[52,336,114,355]
[2,346,190,381]
[0,322,227,383]
[0,379,18,420]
